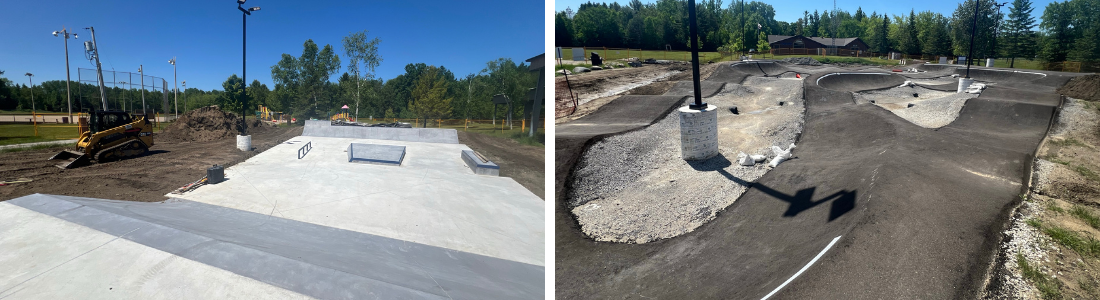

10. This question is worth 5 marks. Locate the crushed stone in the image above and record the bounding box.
[569,76,805,243]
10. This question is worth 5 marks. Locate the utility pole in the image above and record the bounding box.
[139,65,146,114]
[25,73,36,115]
[238,0,260,134]
[86,27,108,110]
[53,28,76,123]
[182,80,187,112]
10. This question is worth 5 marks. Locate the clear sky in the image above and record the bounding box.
[1,0,543,91]
[554,0,1054,29]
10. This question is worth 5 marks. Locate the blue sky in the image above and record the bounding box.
[555,0,1055,28]
[1,0,544,91]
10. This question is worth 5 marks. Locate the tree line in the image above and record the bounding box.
[556,0,1100,63]
[2,31,540,123]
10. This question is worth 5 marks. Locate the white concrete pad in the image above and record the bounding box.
[172,136,545,266]
[0,202,312,300]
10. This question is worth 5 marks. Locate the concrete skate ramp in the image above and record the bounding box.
[4,194,542,300]
[556,71,1059,299]
[729,61,796,76]
[663,81,725,97]
[303,120,459,144]
[816,72,906,92]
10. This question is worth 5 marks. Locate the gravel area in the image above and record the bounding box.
[983,198,1048,300]
[568,76,806,243]
[856,86,977,128]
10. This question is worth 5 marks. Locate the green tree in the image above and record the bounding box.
[573,5,624,47]
[951,0,1004,63]
[408,66,452,127]
[1038,1,1073,62]
[247,80,270,109]
[1004,0,1037,67]
[756,31,771,58]
[220,74,244,114]
[342,30,382,121]
[555,11,577,47]
[270,39,341,118]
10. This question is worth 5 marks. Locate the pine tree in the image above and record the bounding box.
[1004,0,1036,67]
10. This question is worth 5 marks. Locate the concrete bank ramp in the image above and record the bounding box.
[2,194,542,300]
[707,61,798,83]
[816,72,907,92]
[303,120,459,144]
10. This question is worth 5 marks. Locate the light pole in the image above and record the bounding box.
[52,28,77,123]
[84,27,108,110]
[465,71,487,128]
[238,0,260,134]
[169,57,177,119]
[990,2,1008,64]
[25,73,36,118]
[139,65,146,114]
[119,81,127,112]
[181,80,187,112]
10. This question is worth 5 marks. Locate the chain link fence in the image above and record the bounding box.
[78,68,173,117]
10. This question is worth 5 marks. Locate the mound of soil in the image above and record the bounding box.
[1057,74,1100,101]
[781,57,823,66]
[158,106,274,142]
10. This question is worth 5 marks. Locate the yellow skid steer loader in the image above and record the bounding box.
[49,110,154,169]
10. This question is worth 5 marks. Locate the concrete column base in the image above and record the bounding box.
[957,78,975,94]
[678,105,719,161]
[237,135,251,151]
[986,58,995,67]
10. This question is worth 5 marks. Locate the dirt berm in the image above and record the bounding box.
[159,106,274,142]
[1057,73,1100,101]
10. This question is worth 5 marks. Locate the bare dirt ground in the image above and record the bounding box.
[456,131,545,200]
[0,126,303,202]
[556,62,721,123]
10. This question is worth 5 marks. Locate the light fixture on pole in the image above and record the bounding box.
[678,0,719,161]
[238,0,260,135]
[84,27,108,110]
[52,28,77,123]
[25,73,36,117]
[169,57,178,119]
[181,80,187,111]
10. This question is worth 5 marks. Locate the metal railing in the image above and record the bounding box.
[297,141,312,159]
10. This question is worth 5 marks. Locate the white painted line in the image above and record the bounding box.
[760,235,843,300]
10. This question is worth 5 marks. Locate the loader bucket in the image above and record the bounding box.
[49,150,90,169]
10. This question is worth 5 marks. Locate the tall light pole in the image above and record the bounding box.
[238,0,260,134]
[119,81,128,112]
[25,73,36,117]
[181,80,187,112]
[84,27,108,110]
[169,57,178,119]
[52,28,77,123]
[139,65,146,114]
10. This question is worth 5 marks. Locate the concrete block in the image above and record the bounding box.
[678,105,719,160]
[347,143,405,166]
[303,120,458,144]
[461,150,500,176]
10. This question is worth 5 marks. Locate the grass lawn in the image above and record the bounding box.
[0,123,82,146]
[557,48,908,66]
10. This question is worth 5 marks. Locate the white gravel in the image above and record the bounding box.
[984,198,1048,300]
[569,76,806,243]
[855,86,977,128]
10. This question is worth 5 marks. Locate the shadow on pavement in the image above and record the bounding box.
[688,153,856,221]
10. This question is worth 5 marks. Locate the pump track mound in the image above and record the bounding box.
[554,61,1084,299]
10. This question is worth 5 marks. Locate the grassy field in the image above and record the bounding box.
[0,123,81,146]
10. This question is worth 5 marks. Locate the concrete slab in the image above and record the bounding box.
[303,120,459,144]
[172,136,544,267]
[348,143,405,166]
[2,194,543,299]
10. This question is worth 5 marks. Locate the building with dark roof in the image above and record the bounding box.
[766,35,870,56]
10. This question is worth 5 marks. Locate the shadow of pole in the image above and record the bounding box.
[687,153,856,221]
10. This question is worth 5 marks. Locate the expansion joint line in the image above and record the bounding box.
[760,235,842,300]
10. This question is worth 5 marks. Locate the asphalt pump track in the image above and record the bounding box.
[555,61,1079,299]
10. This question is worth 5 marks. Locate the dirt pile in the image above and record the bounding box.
[1057,74,1100,101]
[159,106,274,142]
[781,57,823,66]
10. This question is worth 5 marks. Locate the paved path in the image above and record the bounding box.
[555,63,1078,299]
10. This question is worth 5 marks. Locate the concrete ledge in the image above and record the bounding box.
[348,143,405,166]
[304,120,459,144]
[461,150,500,176]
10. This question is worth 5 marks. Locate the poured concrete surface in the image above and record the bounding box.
[1,194,542,299]
[303,120,459,144]
[172,136,544,267]
[348,143,405,165]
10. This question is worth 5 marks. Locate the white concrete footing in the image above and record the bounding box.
[678,104,719,161]
[957,78,975,94]
[237,135,251,151]
[986,58,995,67]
